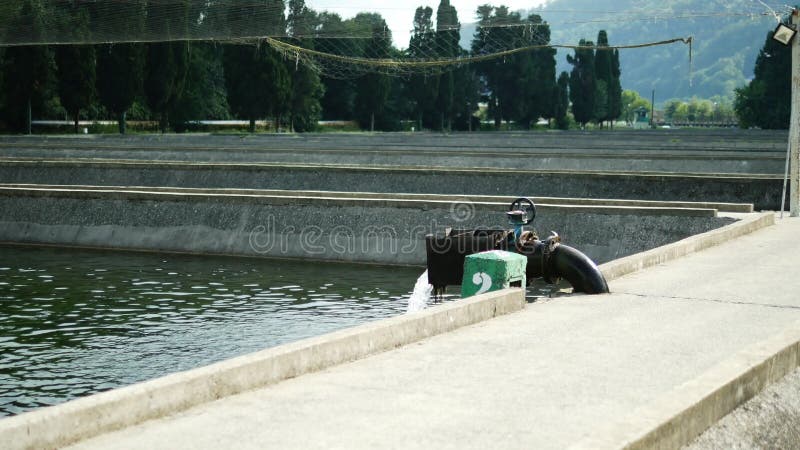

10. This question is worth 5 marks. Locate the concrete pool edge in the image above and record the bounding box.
[0,159,786,210]
[0,185,721,217]
[0,187,736,266]
[0,184,755,213]
[0,289,526,450]
[599,212,775,281]
[570,320,800,450]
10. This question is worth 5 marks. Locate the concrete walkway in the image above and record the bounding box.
[67,217,800,450]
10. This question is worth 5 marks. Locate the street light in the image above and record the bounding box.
[773,23,796,46]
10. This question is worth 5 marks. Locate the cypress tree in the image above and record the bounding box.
[54,2,96,134]
[493,7,525,128]
[594,79,609,126]
[609,48,623,128]
[316,13,357,120]
[97,43,145,134]
[169,43,231,132]
[145,41,189,133]
[594,30,612,127]
[354,14,392,131]
[408,6,438,130]
[471,5,498,128]
[223,0,289,132]
[144,0,190,132]
[286,0,323,132]
[0,49,4,122]
[96,0,146,134]
[435,0,459,131]
[1,0,53,133]
[452,55,480,131]
[520,14,556,128]
[734,21,791,129]
[471,6,525,129]
[268,0,291,132]
[224,45,288,133]
[269,49,291,132]
[568,39,596,128]
[554,71,570,130]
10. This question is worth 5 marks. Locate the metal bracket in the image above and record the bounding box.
[542,231,562,284]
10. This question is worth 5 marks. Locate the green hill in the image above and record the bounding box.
[460,0,780,102]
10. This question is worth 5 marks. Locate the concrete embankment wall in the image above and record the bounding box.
[0,132,786,174]
[0,187,734,265]
[0,145,783,175]
[0,129,788,152]
[0,161,784,210]
[0,184,754,213]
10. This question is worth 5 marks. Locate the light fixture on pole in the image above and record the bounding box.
[773,22,797,45]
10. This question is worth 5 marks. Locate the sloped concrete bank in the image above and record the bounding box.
[0,146,783,174]
[0,129,787,153]
[0,160,785,210]
[0,184,755,213]
[0,186,734,265]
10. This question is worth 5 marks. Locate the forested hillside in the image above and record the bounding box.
[462,0,780,101]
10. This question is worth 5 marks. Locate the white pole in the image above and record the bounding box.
[782,139,790,218]
[790,10,800,216]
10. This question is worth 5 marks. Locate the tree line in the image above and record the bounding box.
[663,97,736,124]
[0,0,626,134]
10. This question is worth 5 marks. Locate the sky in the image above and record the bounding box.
[306,0,548,49]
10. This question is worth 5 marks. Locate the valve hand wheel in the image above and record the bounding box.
[508,197,536,225]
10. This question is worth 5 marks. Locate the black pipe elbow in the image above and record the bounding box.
[548,244,609,294]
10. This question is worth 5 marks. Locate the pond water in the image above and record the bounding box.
[0,245,434,417]
[0,245,557,418]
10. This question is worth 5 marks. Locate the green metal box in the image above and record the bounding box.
[461,250,527,298]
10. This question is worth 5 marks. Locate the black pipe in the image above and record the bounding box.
[425,231,609,295]
[508,240,608,294]
[548,244,609,294]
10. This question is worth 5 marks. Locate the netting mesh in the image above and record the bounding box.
[0,0,693,79]
[264,36,694,79]
[264,19,560,78]
[0,1,288,45]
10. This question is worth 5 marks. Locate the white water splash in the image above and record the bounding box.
[406,270,433,313]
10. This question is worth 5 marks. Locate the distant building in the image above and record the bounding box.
[633,107,650,129]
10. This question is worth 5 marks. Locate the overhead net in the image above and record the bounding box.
[0,0,694,79]
[0,0,290,45]
[263,36,695,79]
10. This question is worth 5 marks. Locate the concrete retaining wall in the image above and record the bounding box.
[0,187,734,265]
[0,184,755,213]
[0,131,787,174]
[0,130,787,175]
[0,129,788,152]
[0,148,783,175]
[0,161,784,210]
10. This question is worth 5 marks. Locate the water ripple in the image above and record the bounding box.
[0,245,423,418]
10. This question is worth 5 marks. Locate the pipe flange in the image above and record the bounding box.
[542,231,562,284]
[515,230,538,254]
